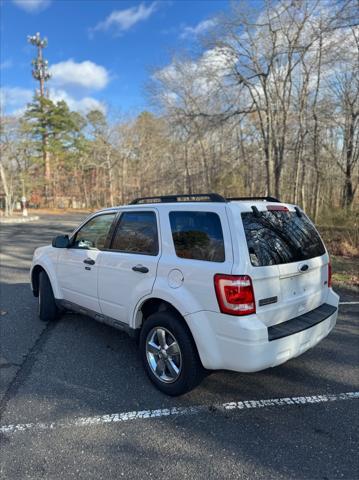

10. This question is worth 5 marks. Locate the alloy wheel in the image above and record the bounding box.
[146,327,182,383]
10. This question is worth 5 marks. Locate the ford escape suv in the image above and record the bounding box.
[30,194,339,395]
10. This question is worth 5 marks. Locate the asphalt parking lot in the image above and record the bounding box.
[0,213,358,479]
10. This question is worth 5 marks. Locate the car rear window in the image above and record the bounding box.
[169,211,225,262]
[241,210,326,266]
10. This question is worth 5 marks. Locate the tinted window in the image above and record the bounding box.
[241,211,326,266]
[169,211,225,262]
[73,213,115,250]
[111,211,158,255]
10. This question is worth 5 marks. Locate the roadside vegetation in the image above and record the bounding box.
[331,255,359,291]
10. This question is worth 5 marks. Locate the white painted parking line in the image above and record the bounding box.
[339,301,359,305]
[1,392,358,435]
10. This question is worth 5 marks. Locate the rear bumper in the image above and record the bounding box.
[185,289,339,372]
[267,303,337,341]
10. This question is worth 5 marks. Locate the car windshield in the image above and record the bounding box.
[241,210,326,266]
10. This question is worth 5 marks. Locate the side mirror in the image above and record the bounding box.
[52,235,70,248]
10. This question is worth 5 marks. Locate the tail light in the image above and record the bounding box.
[328,262,332,288]
[266,205,288,212]
[214,274,256,316]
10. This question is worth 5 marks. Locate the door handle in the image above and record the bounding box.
[132,265,149,273]
[83,258,95,265]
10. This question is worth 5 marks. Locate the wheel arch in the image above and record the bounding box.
[136,297,184,327]
[134,297,201,356]
[31,264,46,297]
[31,261,62,299]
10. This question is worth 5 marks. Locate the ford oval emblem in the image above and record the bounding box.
[299,264,309,272]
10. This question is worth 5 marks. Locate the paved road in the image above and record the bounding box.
[0,214,358,479]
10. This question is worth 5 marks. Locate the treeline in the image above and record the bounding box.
[0,0,358,220]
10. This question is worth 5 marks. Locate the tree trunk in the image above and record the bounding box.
[107,160,114,207]
[312,168,321,221]
[341,113,356,208]
[42,128,51,206]
[183,142,192,194]
[342,166,355,208]
[0,162,13,217]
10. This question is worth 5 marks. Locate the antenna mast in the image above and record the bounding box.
[28,32,51,97]
[27,33,52,197]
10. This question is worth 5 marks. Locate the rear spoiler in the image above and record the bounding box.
[250,205,303,217]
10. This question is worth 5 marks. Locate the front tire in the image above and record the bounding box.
[139,311,204,396]
[38,271,58,322]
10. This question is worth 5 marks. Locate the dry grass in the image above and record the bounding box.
[331,255,359,291]
[318,226,359,257]
[28,208,93,215]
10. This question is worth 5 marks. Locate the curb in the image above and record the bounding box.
[0,216,40,224]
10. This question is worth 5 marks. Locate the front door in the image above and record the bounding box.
[98,209,160,324]
[57,212,116,312]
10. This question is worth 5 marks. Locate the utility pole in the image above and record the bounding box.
[27,33,51,195]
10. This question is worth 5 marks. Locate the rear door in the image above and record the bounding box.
[156,205,233,314]
[237,206,329,327]
[97,209,160,324]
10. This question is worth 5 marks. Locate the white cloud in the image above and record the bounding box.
[180,19,215,39]
[93,2,158,35]
[12,0,51,13]
[0,59,13,70]
[200,47,235,74]
[153,47,238,116]
[50,60,110,91]
[0,87,33,114]
[156,47,235,91]
[2,58,109,118]
[0,86,106,116]
[50,89,107,114]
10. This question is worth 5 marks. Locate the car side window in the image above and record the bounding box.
[72,213,116,250]
[110,211,159,255]
[169,211,225,262]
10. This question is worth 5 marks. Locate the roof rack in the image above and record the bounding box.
[130,194,282,205]
[130,193,226,205]
[227,196,281,203]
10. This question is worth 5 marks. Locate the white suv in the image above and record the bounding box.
[30,194,339,395]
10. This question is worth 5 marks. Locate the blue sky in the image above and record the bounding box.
[1,0,231,116]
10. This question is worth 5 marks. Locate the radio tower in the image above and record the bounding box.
[28,32,51,97]
[28,32,51,188]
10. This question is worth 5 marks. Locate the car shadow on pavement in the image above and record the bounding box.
[1,282,358,422]
[0,281,358,480]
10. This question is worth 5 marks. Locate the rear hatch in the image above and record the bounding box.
[235,204,329,327]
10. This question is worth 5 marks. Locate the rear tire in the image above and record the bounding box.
[139,311,204,396]
[38,271,58,322]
